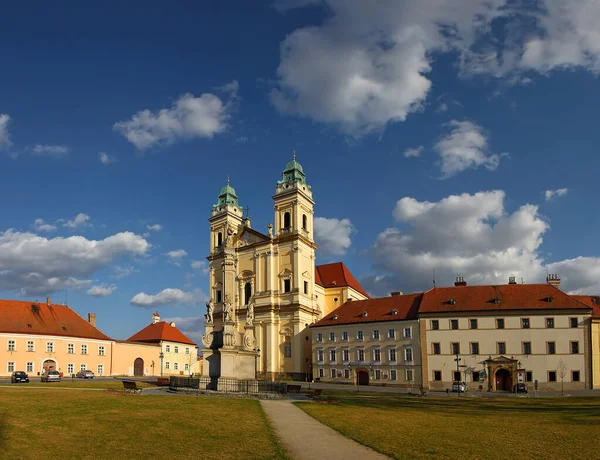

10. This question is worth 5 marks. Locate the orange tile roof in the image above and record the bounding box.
[571,295,600,318]
[419,284,592,314]
[0,299,112,341]
[127,321,197,346]
[313,293,422,327]
[315,262,370,298]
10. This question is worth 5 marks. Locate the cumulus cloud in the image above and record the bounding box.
[434,120,501,178]
[545,188,568,201]
[146,224,162,232]
[111,264,138,280]
[87,284,117,297]
[62,213,91,229]
[32,144,70,158]
[34,219,56,232]
[0,229,150,296]
[314,217,354,256]
[191,260,209,275]
[363,189,600,296]
[130,288,206,307]
[99,152,117,165]
[113,84,238,150]
[0,114,13,150]
[403,146,424,158]
[164,249,187,264]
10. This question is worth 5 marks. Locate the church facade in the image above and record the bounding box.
[201,158,368,380]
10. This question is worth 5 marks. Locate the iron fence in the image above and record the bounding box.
[169,376,287,395]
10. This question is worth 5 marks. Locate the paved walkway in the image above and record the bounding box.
[260,400,389,460]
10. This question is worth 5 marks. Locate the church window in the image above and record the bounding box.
[304,281,308,294]
[284,339,292,358]
[216,290,222,303]
[217,232,222,246]
[244,282,252,305]
[284,279,291,293]
[302,214,307,230]
[283,212,291,229]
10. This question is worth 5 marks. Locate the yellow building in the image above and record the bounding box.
[202,158,368,380]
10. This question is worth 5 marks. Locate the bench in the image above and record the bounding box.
[287,384,302,393]
[122,380,142,394]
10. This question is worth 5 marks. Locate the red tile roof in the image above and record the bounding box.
[0,299,112,341]
[313,293,422,327]
[571,295,600,318]
[315,262,369,298]
[127,321,197,346]
[419,284,592,314]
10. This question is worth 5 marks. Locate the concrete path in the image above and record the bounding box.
[260,400,390,460]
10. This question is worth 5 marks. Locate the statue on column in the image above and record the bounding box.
[223,294,233,322]
[225,227,235,247]
[246,299,254,326]
[205,300,214,324]
[267,223,273,238]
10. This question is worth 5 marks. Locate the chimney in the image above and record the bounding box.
[390,291,403,297]
[88,313,96,327]
[547,274,560,289]
[508,276,517,285]
[46,297,51,306]
[152,312,160,324]
[454,277,467,287]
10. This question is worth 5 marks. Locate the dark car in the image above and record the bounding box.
[515,383,528,393]
[11,371,29,383]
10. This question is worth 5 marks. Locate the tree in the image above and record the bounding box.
[557,360,567,396]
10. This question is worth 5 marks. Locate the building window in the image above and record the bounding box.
[357,349,365,362]
[27,341,34,352]
[526,371,533,382]
[404,347,413,362]
[67,364,74,374]
[46,342,54,353]
[329,332,335,342]
[390,369,397,381]
[548,371,557,382]
[244,282,252,305]
[185,363,189,372]
[497,342,506,355]
[7,362,15,372]
[546,317,554,328]
[357,330,364,341]
[7,340,15,352]
[342,331,348,341]
[216,290,222,304]
[342,349,349,362]
[165,362,170,370]
[81,344,88,355]
[318,368,324,378]
[469,319,478,329]
[433,371,442,381]
[451,342,460,354]
[185,348,190,355]
[304,281,308,295]
[547,342,556,354]
[374,369,381,380]
[470,342,479,355]
[344,368,350,379]
[174,346,179,354]
[284,279,291,293]
[174,363,179,370]
[97,364,104,376]
[330,368,336,379]
[521,318,530,329]
[166,345,171,353]
[316,333,323,343]
[317,350,324,362]
[26,362,33,373]
[403,328,411,339]
[472,371,479,381]
[80,364,87,371]
[572,371,580,382]
[302,214,307,230]
[496,319,505,329]
[450,319,459,330]
[431,320,439,330]
[523,342,532,355]
[373,329,380,340]
[453,371,461,381]
[570,317,578,328]
[406,369,414,381]
[570,341,579,354]
[329,350,336,362]
[389,348,396,362]
[432,343,441,355]
[283,212,291,229]
[217,232,223,246]
[373,348,381,362]
[98,346,105,356]
[67,343,74,354]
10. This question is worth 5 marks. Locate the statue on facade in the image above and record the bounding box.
[223,295,233,322]
[267,222,273,237]
[246,299,254,326]
[205,300,214,324]
[225,227,236,247]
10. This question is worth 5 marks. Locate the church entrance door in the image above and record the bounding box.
[134,358,144,377]
[495,368,511,391]
[357,370,369,386]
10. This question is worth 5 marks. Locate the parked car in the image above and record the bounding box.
[11,371,29,383]
[41,370,61,382]
[515,383,528,393]
[451,381,467,392]
[76,369,94,379]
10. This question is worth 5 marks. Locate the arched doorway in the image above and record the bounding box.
[134,358,144,377]
[357,369,369,386]
[495,368,512,391]
[43,359,56,373]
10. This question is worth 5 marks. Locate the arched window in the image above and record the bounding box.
[217,232,223,246]
[244,282,252,305]
[302,214,307,230]
[283,212,291,229]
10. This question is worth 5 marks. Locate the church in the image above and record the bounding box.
[201,157,369,380]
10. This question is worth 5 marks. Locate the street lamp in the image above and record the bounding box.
[254,348,260,379]
[454,354,462,396]
[159,351,164,377]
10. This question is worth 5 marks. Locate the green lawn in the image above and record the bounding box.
[297,392,600,459]
[0,388,287,459]
[0,379,154,389]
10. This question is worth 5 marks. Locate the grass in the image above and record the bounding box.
[0,388,288,459]
[297,392,600,459]
[0,379,154,389]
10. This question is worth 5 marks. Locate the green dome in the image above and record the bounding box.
[219,184,238,198]
[214,179,240,209]
[284,159,304,174]
[278,155,307,185]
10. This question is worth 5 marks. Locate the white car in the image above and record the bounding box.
[41,371,62,382]
[76,370,95,379]
[451,381,466,392]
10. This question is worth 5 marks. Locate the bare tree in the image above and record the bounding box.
[557,360,567,396]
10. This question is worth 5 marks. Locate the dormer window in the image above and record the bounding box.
[391,309,398,316]
[361,311,368,318]
[493,298,500,304]
[449,298,456,305]
[332,314,338,320]
[546,296,553,302]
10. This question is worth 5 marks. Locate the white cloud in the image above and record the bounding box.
[0,229,150,296]
[32,144,70,158]
[364,189,600,296]
[111,264,138,280]
[34,219,56,232]
[403,146,424,158]
[87,284,117,297]
[146,224,162,232]
[191,260,209,275]
[314,217,354,256]
[113,86,237,150]
[63,213,91,229]
[544,188,568,201]
[130,288,206,307]
[434,120,501,178]
[0,114,13,150]
[164,249,187,265]
[99,151,117,165]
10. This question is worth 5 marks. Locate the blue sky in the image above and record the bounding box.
[2,0,600,342]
